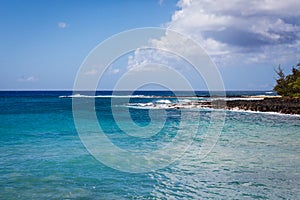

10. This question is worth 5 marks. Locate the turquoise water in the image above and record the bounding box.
[0,91,299,199]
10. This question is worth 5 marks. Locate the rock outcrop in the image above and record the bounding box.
[222,98,300,115]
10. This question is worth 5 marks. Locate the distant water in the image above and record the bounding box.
[0,91,299,199]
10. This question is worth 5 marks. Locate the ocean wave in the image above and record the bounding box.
[227,107,300,117]
[155,99,172,104]
[178,99,192,103]
[126,99,300,117]
[127,100,210,110]
[216,97,264,101]
[59,94,149,98]
[60,95,258,100]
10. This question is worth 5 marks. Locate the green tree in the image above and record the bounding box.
[274,62,300,97]
[274,65,287,96]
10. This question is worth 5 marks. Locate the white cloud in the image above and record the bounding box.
[158,0,164,6]
[166,0,300,64]
[58,22,68,28]
[107,66,121,74]
[18,76,38,82]
[127,0,300,73]
[84,69,98,76]
[122,0,300,90]
[84,67,120,77]
[111,69,120,74]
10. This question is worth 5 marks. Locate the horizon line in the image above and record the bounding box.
[0,89,275,92]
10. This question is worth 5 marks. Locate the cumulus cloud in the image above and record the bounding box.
[58,22,68,28]
[126,31,202,72]
[128,0,300,71]
[166,0,300,64]
[121,0,300,91]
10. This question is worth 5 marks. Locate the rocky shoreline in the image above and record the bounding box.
[219,97,300,115]
[127,96,300,115]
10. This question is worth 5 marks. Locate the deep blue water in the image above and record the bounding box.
[0,90,278,97]
[0,91,299,199]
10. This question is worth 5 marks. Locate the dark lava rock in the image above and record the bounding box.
[223,98,300,115]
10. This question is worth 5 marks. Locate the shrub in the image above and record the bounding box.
[274,62,300,97]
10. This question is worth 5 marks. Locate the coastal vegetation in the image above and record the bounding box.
[219,62,300,114]
[274,62,300,97]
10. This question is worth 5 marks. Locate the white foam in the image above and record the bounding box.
[227,107,300,117]
[178,99,192,103]
[156,100,172,104]
[211,97,264,101]
[126,99,300,117]
[127,102,160,109]
[126,99,211,110]
[59,94,148,98]
[59,94,88,98]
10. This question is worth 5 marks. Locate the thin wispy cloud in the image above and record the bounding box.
[58,22,68,28]
[84,69,98,76]
[107,67,121,74]
[158,0,164,6]
[111,69,120,74]
[18,75,38,82]
[84,67,120,76]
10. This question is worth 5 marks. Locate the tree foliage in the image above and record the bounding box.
[274,62,300,97]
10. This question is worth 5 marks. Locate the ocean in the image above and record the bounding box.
[0,91,299,199]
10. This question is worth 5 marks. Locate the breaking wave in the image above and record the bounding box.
[59,94,149,98]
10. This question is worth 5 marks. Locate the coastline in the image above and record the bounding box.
[127,96,300,115]
[215,97,300,115]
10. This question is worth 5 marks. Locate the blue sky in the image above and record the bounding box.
[0,0,299,90]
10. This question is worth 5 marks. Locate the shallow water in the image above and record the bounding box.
[0,91,299,199]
